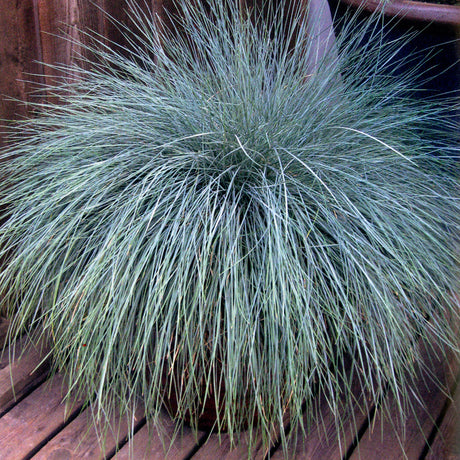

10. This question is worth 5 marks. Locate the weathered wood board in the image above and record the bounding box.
[0,334,50,413]
[349,339,459,460]
[32,404,145,460]
[113,417,201,460]
[425,377,460,460]
[0,374,84,459]
[0,0,42,146]
[0,332,458,459]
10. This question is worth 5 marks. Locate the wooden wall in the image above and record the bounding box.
[0,0,174,146]
[0,0,312,146]
[0,1,41,145]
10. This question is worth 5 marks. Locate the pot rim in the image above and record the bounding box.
[339,0,460,25]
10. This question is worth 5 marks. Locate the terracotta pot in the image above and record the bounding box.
[161,361,256,432]
[162,378,225,431]
[339,0,460,25]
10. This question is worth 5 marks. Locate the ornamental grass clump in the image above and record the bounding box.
[0,0,459,455]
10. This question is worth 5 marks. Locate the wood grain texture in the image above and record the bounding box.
[35,0,161,96]
[0,0,166,132]
[113,411,201,460]
[192,433,270,460]
[193,416,284,460]
[0,374,84,460]
[270,376,374,460]
[349,340,459,460]
[0,0,42,145]
[0,334,50,412]
[32,404,145,460]
[425,377,460,460]
[36,0,92,95]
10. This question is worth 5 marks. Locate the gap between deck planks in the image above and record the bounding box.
[0,316,458,460]
[348,342,460,460]
[425,375,460,460]
[0,332,50,414]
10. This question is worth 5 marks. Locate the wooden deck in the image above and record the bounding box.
[0,322,458,460]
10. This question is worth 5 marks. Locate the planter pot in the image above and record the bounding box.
[162,379,226,431]
[339,0,460,25]
[161,359,257,432]
[161,363,224,431]
[330,0,459,105]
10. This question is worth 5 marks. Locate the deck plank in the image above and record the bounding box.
[113,411,201,460]
[0,334,50,412]
[0,324,456,460]
[349,341,458,460]
[193,404,291,460]
[32,404,145,460]
[0,374,84,460]
[270,375,373,460]
[425,375,460,460]
[192,430,270,460]
[193,387,292,459]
